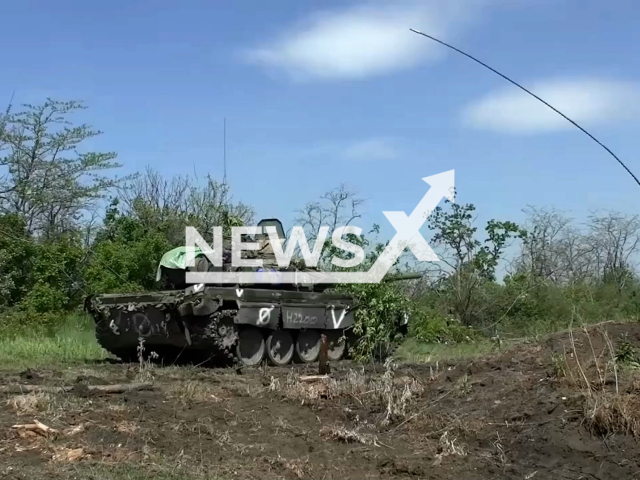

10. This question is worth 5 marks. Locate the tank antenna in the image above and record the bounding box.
[223,117,227,185]
[409,28,640,189]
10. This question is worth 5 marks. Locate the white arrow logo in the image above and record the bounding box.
[365,170,454,281]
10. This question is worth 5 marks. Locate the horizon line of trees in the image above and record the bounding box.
[1,98,639,353]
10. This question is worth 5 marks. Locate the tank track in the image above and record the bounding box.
[93,305,242,365]
[86,285,357,367]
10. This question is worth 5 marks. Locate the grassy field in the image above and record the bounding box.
[0,312,597,370]
[0,313,514,369]
[0,314,107,369]
[394,337,503,363]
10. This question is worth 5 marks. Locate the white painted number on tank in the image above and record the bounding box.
[109,319,120,335]
[257,307,274,326]
[331,307,347,329]
[285,311,318,325]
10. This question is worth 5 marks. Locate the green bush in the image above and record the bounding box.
[409,308,480,344]
[337,282,412,361]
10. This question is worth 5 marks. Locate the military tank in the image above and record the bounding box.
[84,218,420,366]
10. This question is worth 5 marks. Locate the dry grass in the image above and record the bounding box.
[265,455,312,480]
[432,430,467,466]
[163,381,222,403]
[115,420,139,435]
[555,319,640,438]
[319,424,380,446]
[7,392,53,415]
[277,359,424,426]
[584,392,640,437]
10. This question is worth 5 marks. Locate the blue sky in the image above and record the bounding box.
[3,0,640,243]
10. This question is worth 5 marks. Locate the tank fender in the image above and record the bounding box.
[235,301,279,329]
[178,292,222,317]
[325,304,355,330]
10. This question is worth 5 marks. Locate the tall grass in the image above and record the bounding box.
[394,337,507,364]
[0,313,106,369]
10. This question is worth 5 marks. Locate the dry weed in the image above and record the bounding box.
[558,322,640,439]
[265,455,311,479]
[559,322,621,395]
[415,413,485,439]
[52,447,86,462]
[107,403,128,413]
[164,381,221,403]
[214,429,253,454]
[432,430,467,465]
[135,337,158,382]
[115,420,139,435]
[273,416,303,435]
[281,360,423,426]
[7,392,52,415]
[223,382,263,398]
[320,424,380,446]
[584,392,640,437]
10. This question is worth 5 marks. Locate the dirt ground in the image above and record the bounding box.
[3,322,640,480]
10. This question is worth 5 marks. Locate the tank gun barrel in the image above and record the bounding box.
[381,272,423,282]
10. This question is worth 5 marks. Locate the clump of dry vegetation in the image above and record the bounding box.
[584,392,640,437]
[163,380,222,404]
[319,424,380,446]
[277,359,425,426]
[552,322,640,438]
[7,392,52,415]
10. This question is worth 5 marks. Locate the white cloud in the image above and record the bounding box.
[243,1,485,81]
[461,78,640,134]
[342,138,399,161]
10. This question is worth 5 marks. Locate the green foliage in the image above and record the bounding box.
[426,199,525,326]
[339,282,412,361]
[408,309,480,344]
[321,221,421,361]
[394,337,502,364]
[0,99,126,237]
[0,214,34,306]
[615,334,639,367]
[84,199,173,293]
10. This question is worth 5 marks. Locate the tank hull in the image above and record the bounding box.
[85,285,355,366]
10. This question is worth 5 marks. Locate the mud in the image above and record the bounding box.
[2,322,640,479]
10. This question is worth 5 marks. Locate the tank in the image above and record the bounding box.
[84,218,421,366]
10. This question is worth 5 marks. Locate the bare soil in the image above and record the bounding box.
[3,322,640,480]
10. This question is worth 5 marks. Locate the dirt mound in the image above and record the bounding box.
[2,322,640,479]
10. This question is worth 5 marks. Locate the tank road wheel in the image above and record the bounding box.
[236,327,265,366]
[325,330,346,361]
[295,329,321,363]
[266,330,294,366]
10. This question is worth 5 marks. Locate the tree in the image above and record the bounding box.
[427,199,525,325]
[0,99,124,237]
[587,211,640,290]
[118,167,254,245]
